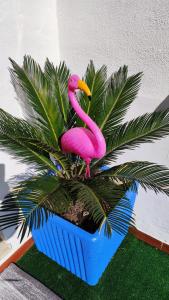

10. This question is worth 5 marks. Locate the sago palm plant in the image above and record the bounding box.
[1,56,169,242]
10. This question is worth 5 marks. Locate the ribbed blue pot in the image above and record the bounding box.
[31,184,137,286]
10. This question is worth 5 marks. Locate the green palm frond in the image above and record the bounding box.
[69,179,133,237]
[66,107,77,129]
[28,140,71,178]
[0,108,56,172]
[100,66,142,135]
[9,56,62,147]
[0,109,70,176]
[92,110,169,169]
[88,178,135,235]
[76,61,107,127]
[0,175,72,242]
[98,161,169,196]
[44,59,70,126]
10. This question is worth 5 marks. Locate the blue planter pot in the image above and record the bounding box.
[31,185,137,286]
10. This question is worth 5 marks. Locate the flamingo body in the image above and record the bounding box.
[61,127,97,161]
[60,74,106,177]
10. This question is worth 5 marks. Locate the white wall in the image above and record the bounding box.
[0,0,60,244]
[0,0,60,181]
[57,0,169,243]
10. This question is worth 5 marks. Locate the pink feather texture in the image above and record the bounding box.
[60,75,106,178]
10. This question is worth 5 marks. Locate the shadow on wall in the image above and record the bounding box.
[0,164,15,240]
[155,95,169,163]
[155,95,169,112]
[0,164,9,201]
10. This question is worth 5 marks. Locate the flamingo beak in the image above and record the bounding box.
[78,80,92,100]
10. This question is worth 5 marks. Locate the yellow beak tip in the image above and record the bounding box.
[78,80,91,97]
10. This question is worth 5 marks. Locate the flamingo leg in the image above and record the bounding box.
[85,160,91,178]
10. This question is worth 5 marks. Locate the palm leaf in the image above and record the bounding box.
[92,109,169,169]
[87,178,135,235]
[76,61,107,127]
[98,161,169,196]
[100,66,142,135]
[27,140,71,178]
[44,59,70,126]
[69,179,133,237]
[9,56,61,147]
[0,109,70,175]
[0,175,72,242]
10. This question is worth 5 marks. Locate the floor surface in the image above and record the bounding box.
[17,234,169,300]
[0,263,61,300]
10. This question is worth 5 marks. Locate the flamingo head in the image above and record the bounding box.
[68,74,91,99]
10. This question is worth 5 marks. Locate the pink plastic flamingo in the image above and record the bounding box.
[60,75,106,178]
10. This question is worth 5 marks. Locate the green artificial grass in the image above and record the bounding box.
[17,234,169,300]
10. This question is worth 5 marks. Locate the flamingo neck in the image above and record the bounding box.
[68,90,106,157]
